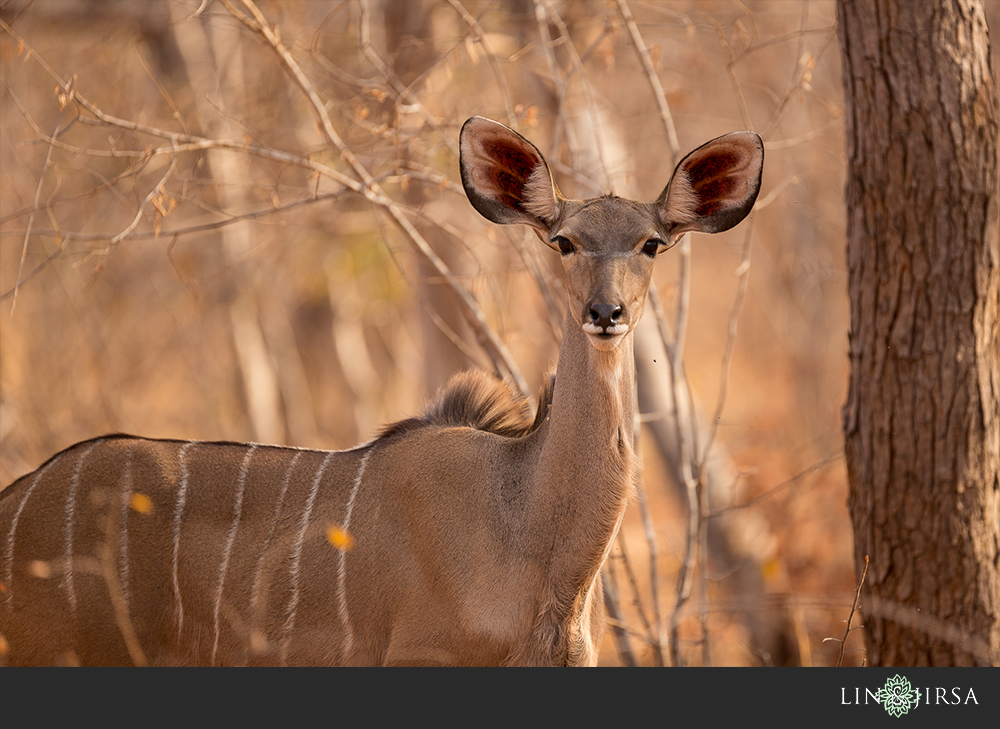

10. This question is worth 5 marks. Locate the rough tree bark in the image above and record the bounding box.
[838,0,1000,666]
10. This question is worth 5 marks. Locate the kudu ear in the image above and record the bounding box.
[657,131,764,239]
[460,116,559,230]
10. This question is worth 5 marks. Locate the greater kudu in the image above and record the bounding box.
[0,117,763,666]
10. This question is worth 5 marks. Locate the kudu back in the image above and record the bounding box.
[0,117,762,666]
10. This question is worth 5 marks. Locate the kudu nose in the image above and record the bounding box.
[588,303,623,330]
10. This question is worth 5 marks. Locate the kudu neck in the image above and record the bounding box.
[526,308,637,551]
[519,307,637,664]
[549,311,636,447]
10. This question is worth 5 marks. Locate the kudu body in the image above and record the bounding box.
[0,117,762,666]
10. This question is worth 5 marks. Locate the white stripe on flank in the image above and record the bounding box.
[3,454,62,610]
[63,440,102,616]
[280,450,334,665]
[248,450,302,650]
[117,443,135,617]
[210,445,257,665]
[337,448,372,656]
[171,441,195,638]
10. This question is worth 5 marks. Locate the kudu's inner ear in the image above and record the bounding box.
[658,131,764,239]
[460,116,558,229]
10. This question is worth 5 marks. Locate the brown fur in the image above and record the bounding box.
[377,370,554,441]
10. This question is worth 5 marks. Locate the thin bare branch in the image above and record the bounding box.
[698,218,755,472]
[447,0,516,127]
[0,17,69,87]
[6,76,71,314]
[633,480,666,665]
[709,452,843,518]
[601,565,639,666]
[537,0,615,186]
[100,148,179,256]
[616,0,680,160]
[0,190,350,301]
[226,0,529,398]
[833,555,867,667]
[704,14,753,129]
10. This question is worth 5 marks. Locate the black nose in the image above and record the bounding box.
[589,303,623,329]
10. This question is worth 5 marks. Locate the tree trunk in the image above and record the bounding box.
[837,0,1000,666]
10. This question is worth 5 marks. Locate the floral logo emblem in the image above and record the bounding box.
[880,674,918,717]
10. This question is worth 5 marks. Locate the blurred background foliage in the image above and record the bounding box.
[3,0,992,666]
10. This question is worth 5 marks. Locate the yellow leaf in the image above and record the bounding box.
[762,557,782,583]
[151,194,167,216]
[327,525,354,551]
[130,492,154,515]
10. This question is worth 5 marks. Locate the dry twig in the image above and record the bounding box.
[825,554,868,667]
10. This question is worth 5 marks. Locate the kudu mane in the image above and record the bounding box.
[377,370,554,442]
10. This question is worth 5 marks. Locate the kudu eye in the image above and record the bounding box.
[641,238,663,258]
[553,235,574,255]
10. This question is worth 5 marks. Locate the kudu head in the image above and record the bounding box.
[460,116,764,351]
